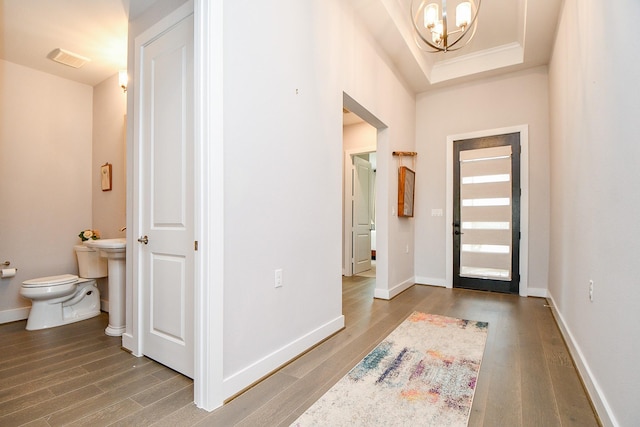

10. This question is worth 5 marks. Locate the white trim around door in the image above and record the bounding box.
[445,125,531,297]
[194,0,225,411]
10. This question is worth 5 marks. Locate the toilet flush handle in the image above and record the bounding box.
[137,235,149,245]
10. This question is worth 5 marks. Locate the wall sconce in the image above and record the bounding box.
[118,70,128,92]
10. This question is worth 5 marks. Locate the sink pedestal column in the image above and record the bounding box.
[84,239,127,337]
[102,250,126,336]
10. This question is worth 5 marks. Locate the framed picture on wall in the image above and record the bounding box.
[101,163,112,191]
[398,166,415,217]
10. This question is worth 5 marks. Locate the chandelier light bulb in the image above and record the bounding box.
[424,3,439,29]
[456,2,472,28]
[432,21,443,44]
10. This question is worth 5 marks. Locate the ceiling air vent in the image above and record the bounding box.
[48,48,90,69]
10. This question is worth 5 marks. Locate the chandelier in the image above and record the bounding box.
[410,0,481,53]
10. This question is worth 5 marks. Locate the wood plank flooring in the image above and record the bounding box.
[0,276,599,426]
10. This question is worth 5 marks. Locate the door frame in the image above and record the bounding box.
[192,0,224,410]
[445,125,530,297]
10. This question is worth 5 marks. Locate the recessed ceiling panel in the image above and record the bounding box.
[354,0,561,92]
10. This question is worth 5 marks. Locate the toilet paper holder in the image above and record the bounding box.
[2,261,17,270]
[1,261,17,278]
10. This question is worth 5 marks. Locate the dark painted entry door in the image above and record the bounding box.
[453,132,520,294]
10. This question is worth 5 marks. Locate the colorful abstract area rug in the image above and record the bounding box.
[291,312,489,427]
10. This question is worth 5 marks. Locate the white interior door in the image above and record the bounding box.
[353,156,372,274]
[138,13,194,378]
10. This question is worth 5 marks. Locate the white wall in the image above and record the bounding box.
[548,0,640,425]
[414,67,550,293]
[92,74,127,240]
[344,122,377,153]
[220,0,416,398]
[91,73,128,304]
[338,8,417,299]
[0,60,93,322]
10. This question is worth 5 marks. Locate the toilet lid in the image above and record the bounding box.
[22,274,79,288]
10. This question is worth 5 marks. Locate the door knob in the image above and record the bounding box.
[454,231,464,235]
[137,235,149,244]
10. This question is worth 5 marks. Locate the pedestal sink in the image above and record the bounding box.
[84,238,126,336]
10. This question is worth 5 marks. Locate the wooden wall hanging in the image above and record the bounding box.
[393,152,417,217]
[101,163,112,191]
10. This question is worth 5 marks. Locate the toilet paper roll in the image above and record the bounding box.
[1,268,17,278]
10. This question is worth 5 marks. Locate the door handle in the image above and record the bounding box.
[137,235,149,244]
[454,231,464,235]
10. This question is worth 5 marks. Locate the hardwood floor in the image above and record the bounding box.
[0,276,599,426]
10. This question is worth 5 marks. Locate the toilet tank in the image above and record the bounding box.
[74,245,108,278]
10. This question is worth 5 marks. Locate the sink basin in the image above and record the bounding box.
[84,238,126,251]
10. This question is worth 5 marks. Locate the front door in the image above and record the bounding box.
[137,11,194,377]
[353,155,373,274]
[453,133,520,294]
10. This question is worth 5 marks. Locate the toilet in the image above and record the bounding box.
[20,245,108,330]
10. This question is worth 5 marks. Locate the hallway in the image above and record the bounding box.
[0,278,598,426]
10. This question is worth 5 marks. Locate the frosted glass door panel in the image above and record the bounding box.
[459,145,512,280]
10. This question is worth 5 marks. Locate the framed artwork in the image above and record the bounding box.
[101,163,112,191]
[398,166,415,217]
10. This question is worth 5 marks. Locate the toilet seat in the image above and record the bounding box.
[22,274,78,288]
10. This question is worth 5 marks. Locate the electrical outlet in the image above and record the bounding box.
[589,280,594,302]
[275,269,283,288]
[405,244,409,254]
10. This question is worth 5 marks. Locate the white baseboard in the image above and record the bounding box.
[415,276,447,288]
[547,291,618,427]
[0,307,30,324]
[222,314,345,399]
[122,333,143,357]
[525,287,548,298]
[374,277,415,300]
